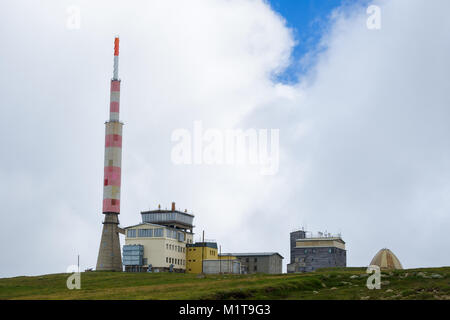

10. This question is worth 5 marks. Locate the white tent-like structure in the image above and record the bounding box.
[370,248,403,270]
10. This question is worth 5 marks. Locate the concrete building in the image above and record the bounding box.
[122,203,194,272]
[186,242,218,273]
[288,230,347,273]
[96,37,125,271]
[221,253,283,274]
[203,259,241,274]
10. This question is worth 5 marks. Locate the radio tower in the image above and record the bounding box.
[96,37,123,271]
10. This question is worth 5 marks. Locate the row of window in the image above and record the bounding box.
[188,248,217,256]
[245,258,258,262]
[127,228,178,239]
[166,257,185,266]
[302,248,340,254]
[142,212,193,225]
[166,243,185,253]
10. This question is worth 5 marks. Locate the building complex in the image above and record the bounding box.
[94,38,345,275]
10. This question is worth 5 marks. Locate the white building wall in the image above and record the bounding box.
[124,224,194,270]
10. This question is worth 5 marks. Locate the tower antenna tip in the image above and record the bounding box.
[114,37,119,56]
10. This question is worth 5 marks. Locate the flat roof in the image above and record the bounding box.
[296,237,345,244]
[187,242,218,249]
[141,209,195,218]
[221,252,284,259]
[123,222,193,233]
[123,222,165,229]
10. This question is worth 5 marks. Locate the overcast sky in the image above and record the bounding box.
[0,0,449,278]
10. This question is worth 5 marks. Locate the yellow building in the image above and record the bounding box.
[186,242,218,273]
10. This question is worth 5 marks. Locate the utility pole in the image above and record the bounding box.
[201,230,204,274]
[77,254,80,273]
[219,245,221,274]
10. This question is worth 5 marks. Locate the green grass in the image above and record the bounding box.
[0,267,448,300]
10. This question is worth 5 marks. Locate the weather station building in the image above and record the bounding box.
[123,202,194,272]
[287,229,347,273]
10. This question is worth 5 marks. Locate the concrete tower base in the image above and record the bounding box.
[96,213,123,271]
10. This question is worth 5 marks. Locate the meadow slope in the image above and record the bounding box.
[0,267,448,300]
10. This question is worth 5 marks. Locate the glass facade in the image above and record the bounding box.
[141,211,193,226]
[123,244,144,266]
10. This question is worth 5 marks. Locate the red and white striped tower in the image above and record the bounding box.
[96,37,124,271]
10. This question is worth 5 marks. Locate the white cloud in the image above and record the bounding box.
[0,0,449,277]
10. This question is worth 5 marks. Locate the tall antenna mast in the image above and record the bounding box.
[96,36,124,272]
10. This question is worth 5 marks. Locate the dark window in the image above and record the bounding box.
[104,179,108,186]
[254,258,257,262]
[254,265,257,271]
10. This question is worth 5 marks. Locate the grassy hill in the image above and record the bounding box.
[0,267,448,300]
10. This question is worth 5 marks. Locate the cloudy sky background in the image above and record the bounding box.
[1,0,449,277]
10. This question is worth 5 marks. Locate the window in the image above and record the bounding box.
[166,257,168,263]
[254,258,257,262]
[138,229,153,237]
[127,229,136,238]
[154,228,163,237]
[167,229,177,239]
[254,265,257,271]
[104,179,108,186]
[111,199,116,205]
